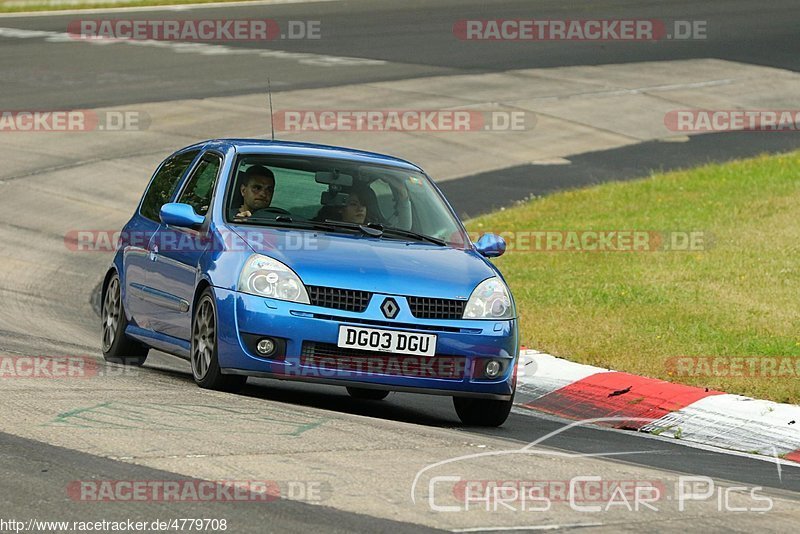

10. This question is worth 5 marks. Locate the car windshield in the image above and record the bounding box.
[226,154,469,248]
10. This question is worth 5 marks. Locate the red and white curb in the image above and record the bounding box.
[515,349,800,464]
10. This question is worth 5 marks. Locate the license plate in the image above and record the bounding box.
[337,326,437,357]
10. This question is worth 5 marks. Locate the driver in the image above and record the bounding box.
[233,165,275,220]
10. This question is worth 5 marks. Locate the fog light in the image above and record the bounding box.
[484,360,502,378]
[256,338,275,356]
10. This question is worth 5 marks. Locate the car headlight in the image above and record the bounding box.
[463,277,514,319]
[238,254,310,304]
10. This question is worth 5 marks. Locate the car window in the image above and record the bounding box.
[178,153,222,216]
[140,150,199,222]
[227,155,469,248]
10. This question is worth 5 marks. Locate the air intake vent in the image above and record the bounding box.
[306,286,371,313]
[407,297,466,320]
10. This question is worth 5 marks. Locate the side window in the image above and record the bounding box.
[178,154,222,216]
[140,150,199,222]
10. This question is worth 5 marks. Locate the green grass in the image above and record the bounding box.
[0,0,258,13]
[466,151,800,404]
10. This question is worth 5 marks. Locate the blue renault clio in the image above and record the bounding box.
[101,139,518,426]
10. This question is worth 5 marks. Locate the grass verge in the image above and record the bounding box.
[466,151,800,404]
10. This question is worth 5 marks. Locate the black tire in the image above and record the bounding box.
[101,273,149,366]
[453,395,514,427]
[191,288,247,392]
[346,387,390,400]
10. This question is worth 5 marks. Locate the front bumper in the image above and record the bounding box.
[214,288,518,399]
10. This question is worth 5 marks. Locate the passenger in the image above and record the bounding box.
[232,165,275,220]
[315,182,411,229]
[315,190,368,224]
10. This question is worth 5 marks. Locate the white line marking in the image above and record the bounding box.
[529,157,571,165]
[531,78,735,102]
[451,524,605,533]
[0,0,341,18]
[0,26,386,67]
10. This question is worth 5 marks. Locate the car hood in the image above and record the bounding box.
[228,226,497,299]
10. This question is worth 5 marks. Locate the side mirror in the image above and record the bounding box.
[474,233,506,258]
[160,203,205,228]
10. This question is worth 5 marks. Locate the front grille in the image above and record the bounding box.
[307,313,464,333]
[407,297,467,320]
[307,286,371,313]
[301,342,466,380]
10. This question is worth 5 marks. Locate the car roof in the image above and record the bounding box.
[187,139,423,172]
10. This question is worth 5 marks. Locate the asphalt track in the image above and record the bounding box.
[2,0,800,109]
[0,431,439,533]
[1,0,800,531]
[4,0,800,217]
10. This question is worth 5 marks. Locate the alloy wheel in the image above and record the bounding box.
[191,296,216,380]
[101,277,121,352]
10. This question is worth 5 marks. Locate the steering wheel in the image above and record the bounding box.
[252,207,291,217]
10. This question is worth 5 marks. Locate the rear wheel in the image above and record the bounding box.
[101,273,148,366]
[453,395,513,427]
[346,387,390,400]
[191,288,247,392]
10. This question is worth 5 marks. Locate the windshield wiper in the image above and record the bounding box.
[320,220,385,237]
[323,220,447,246]
[235,216,363,235]
[236,216,447,246]
[378,225,448,246]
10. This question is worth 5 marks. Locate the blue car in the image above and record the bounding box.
[101,139,518,426]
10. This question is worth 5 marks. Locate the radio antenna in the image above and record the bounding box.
[267,78,275,141]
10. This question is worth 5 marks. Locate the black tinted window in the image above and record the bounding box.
[140,150,199,222]
[178,154,221,216]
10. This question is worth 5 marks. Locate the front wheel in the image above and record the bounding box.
[101,273,148,366]
[453,395,514,427]
[346,387,390,400]
[191,289,247,392]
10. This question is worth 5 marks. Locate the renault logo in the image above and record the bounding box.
[381,298,399,319]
